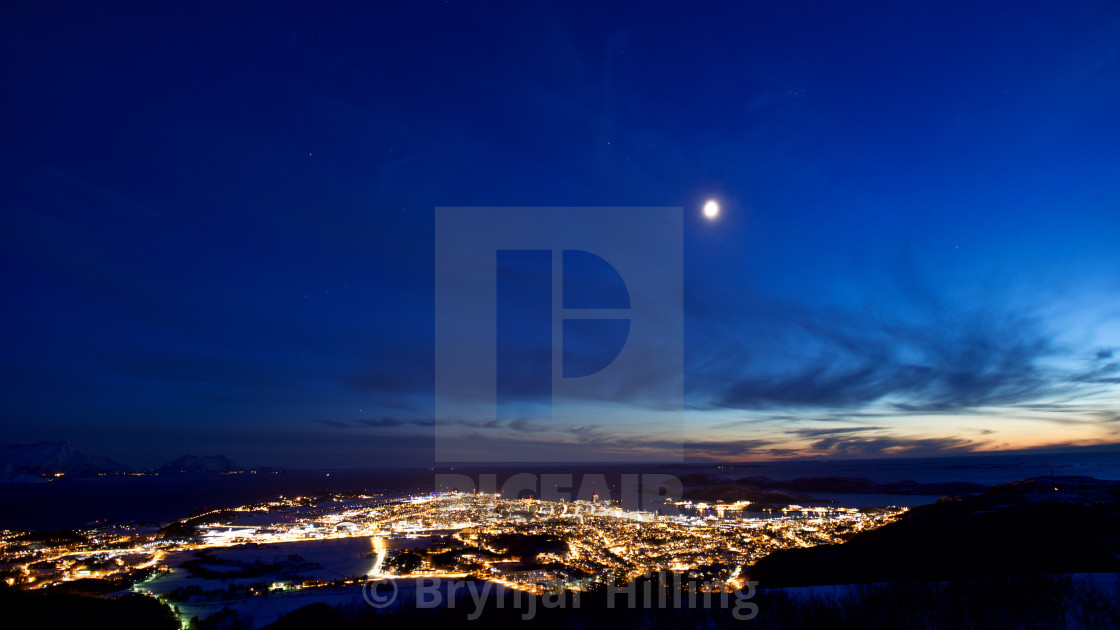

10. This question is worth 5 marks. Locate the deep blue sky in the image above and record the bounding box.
[2,1,1119,468]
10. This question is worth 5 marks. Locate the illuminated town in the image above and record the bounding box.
[0,490,904,624]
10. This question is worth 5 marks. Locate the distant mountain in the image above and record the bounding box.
[734,475,988,496]
[156,454,240,474]
[748,475,1120,587]
[682,483,814,506]
[677,473,987,507]
[0,441,132,481]
[0,463,48,483]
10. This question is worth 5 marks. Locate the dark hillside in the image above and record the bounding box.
[749,476,1120,587]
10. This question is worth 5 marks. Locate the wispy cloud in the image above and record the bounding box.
[316,416,433,430]
[790,426,883,438]
[806,435,979,458]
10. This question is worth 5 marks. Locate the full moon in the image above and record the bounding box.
[703,199,720,219]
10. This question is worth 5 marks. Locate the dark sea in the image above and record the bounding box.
[0,469,435,531]
[3,450,1117,531]
[690,449,1120,484]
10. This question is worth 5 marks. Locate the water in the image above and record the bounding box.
[2,450,1117,531]
[0,469,434,530]
[692,450,1120,485]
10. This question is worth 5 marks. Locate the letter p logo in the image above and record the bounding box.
[435,208,683,462]
[496,249,631,417]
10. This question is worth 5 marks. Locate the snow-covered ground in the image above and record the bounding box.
[144,536,379,597]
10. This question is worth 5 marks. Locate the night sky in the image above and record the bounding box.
[2,2,1119,468]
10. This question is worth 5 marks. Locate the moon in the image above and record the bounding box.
[703,199,720,220]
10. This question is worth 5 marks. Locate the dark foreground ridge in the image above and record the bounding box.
[749,475,1120,587]
[0,590,178,630]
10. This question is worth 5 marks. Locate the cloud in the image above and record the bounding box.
[563,424,606,444]
[807,435,979,458]
[695,290,1097,417]
[1072,360,1120,385]
[316,416,554,434]
[790,426,884,438]
[316,417,433,430]
[682,439,777,459]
